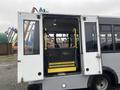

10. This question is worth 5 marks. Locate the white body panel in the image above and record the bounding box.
[18,12,44,82]
[81,16,102,75]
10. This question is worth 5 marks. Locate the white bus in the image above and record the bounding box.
[18,12,120,90]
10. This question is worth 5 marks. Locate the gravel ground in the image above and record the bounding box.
[0,60,120,90]
[0,61,27,90]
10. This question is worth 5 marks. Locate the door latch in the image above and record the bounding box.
[18,60,21,62]
[96,54,101,59]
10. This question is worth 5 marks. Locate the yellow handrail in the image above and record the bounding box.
[73,28,77,48]
[44,28,48,50]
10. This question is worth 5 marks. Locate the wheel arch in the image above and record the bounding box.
[87,66,118,88]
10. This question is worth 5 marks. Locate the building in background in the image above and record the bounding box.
[0,33,12,55]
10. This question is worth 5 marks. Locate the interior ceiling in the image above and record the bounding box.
[43,15,79,33]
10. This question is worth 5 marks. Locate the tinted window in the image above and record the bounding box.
[100,25,113,52]
[85,22,98,52]
[114,25,120,51]
[24,20,40,55]
[101,25,111,32]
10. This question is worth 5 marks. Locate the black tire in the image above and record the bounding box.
[90,74,112,90]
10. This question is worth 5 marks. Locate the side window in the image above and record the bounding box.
[114,25,120,51]
[23,20,40,55]
[85,22,98,52]
[55,34,70,48]
[100,25,113,52]
[46,33,78,48]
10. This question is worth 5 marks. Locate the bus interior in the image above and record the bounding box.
[43,15,81,76]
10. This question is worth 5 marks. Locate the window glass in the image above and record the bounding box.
[24,20,40,55]
[101,25,111,32]
[56,34,69,48]
[114,25,120,51]
[85,22,98,52]
[46,33,78,48]
[100,25,113,52]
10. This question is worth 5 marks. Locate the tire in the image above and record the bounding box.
[90,74,112,90]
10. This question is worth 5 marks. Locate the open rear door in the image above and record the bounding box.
[18,12,44,82]
[81,16,102,75]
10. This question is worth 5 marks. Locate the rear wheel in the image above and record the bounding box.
[90,74,112,90]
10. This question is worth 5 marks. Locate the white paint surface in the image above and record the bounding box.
[81,16,102,75]
[18,12,44,83]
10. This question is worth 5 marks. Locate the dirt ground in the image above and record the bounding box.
[0,55,120,90]
[0,55,27,90]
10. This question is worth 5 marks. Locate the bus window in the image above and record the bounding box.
[85,22,98,52]
[114,25,120,51]
[46,33,77,49]
[100,25,113,52]
[23,20,40,55]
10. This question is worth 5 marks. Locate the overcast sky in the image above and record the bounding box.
[0,0,120,32]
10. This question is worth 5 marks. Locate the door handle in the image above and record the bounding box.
[18,60,21,62]
[96,54,101,59]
